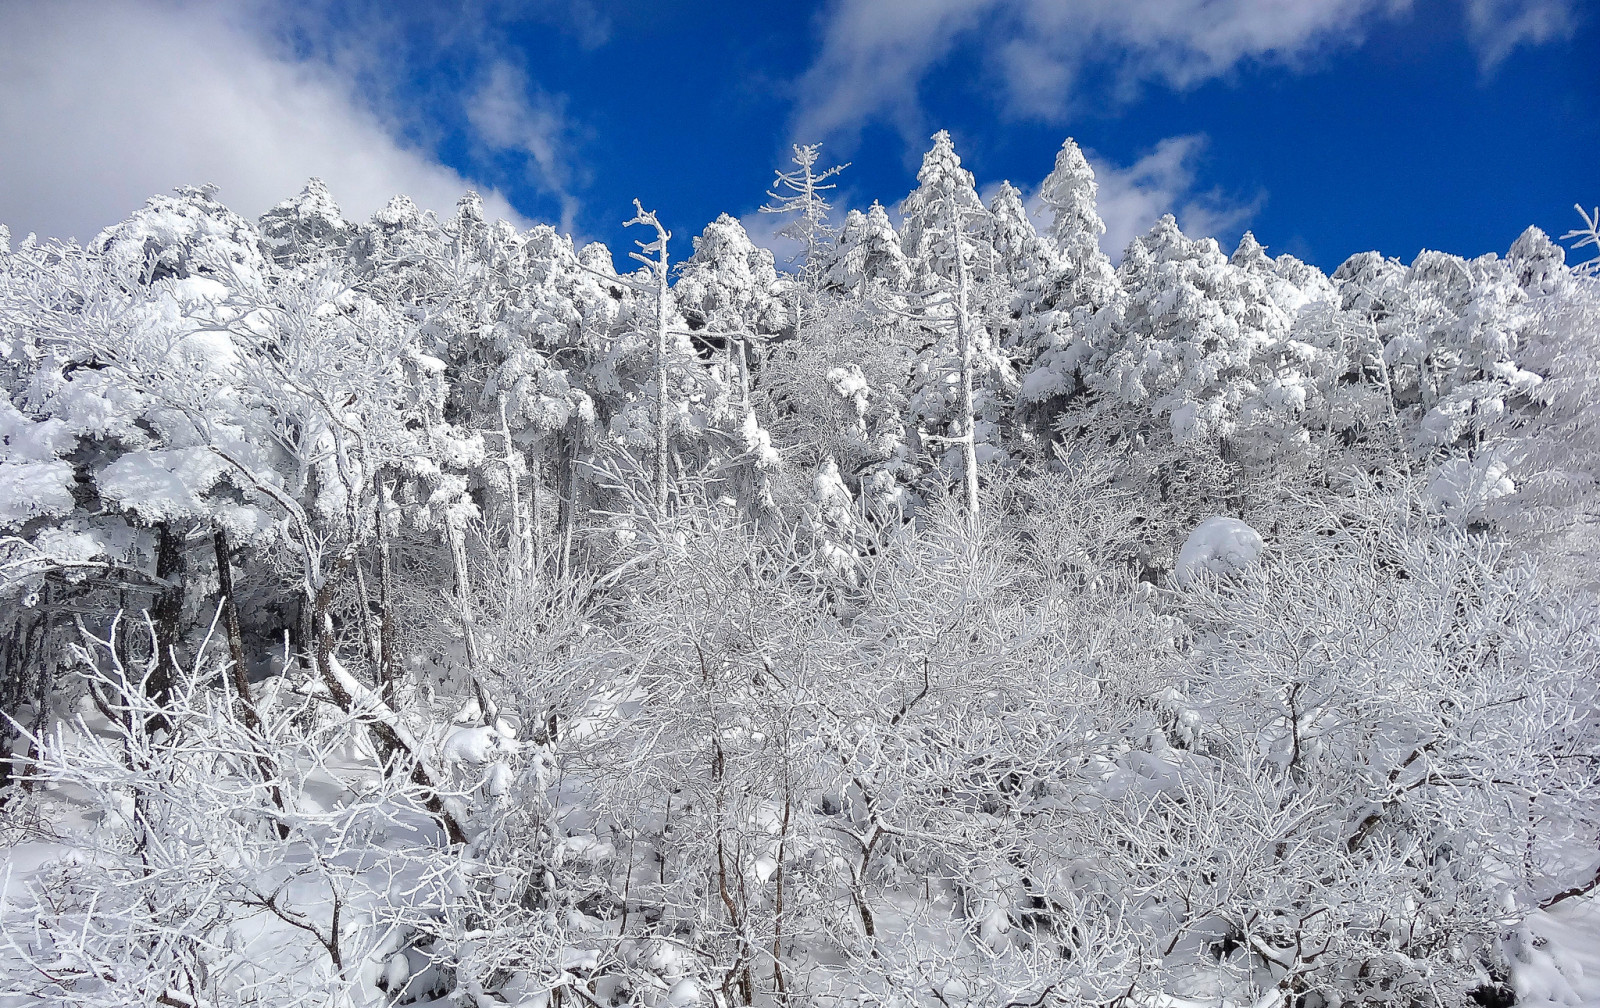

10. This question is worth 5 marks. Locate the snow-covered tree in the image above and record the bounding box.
[897,132,1017,514]
[256,177,355,269]
[984,180,1056,287]
[898,130,993,289]
[1015,138,1123,427]
[823,202,912,296]
[3,135,1599,1008]
[675,213,788,413]
[758,142,848,284]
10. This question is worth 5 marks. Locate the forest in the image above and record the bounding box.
[1,131,1598,1008]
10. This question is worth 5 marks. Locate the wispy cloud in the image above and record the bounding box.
[792,0,1578,145]
[1462,0,1576,70]
[792,0,994,145]
[1088,136,1263,258]
[468,62,584,234]
[251,0,596,233]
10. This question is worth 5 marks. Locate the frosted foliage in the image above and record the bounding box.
[257,177,353,266]
[1014,139,1124,410]
[898,130,991,283]
[1509,224,1573,297]
[986,180,1056,285]
[1230,230,1271,273]
[1102,215,1293,444]
[1425,454,1518,523]
[675,213,786,336]
[1,140,1598,1008]
[1038,137,1107,276]
[825,201,911,293]
[93,184,267,284]
[0,459,76,526]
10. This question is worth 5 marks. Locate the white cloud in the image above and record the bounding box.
[792,0,1577,143]
[0,0,527,242]
[738,209,808,273]
[1463,0,1575,70]
[792,0,995,145]
[467,62,582,234]
[1087,136,1262,258]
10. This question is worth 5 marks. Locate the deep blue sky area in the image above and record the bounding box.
[486,0,1598,271]
[1,0,1596,274]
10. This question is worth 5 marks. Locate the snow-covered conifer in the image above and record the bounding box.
[1015,138,1123,423]
[256,177,354,268]
[898,130,992,287]
[823,202,912,295]
[985,180,1055,286]
[759,142,848,284]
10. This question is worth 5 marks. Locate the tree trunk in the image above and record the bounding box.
[347,538,383,679]
[214,526,289,834]
[498,395,533,576]
[735,333,753,415]
[654,253,672,514]
[556,427,578,581]
[448,523,482,680]
[0,613,34,800]
[308,561,467,845]
[529,451,543,570]
[149,521,188,730]
[949,202,981,518]
[373,473,400,708]
[211,527,251,708]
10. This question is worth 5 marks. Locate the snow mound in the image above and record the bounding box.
[0,460,76,527]
[1424,455,1516,524]
[1513,896,1600,1007]
[1175,516,1265,586]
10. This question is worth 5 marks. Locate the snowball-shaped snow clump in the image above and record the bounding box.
[1175,516,1265,586]
[1424,456,1516,524]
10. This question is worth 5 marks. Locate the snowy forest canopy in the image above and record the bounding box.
[1,131,1599,1008]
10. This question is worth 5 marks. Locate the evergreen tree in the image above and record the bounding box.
[898,132,1013,513]
[676,213,788,410]
[984,180,1055,287]
[1015,138,1122,424]
[257,177,354,269]
[898,129,992,288]
[759,143,848,286]
[823,202,912,295]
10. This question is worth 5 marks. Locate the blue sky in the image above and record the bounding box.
[1,0,1595,272]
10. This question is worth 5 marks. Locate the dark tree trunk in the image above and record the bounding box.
[309,564,467,846]
[211,526,252,712]
[556,429,578,581]
[214,526,290,835]
[374,472,399,708]
[149,522,189,732]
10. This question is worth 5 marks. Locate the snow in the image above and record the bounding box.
[96,446,232,522]
[1175,516,1265,586]
[664,978,702,1007]
[0,459,76,526]
[1424,455,1517,523]
[740,411,780,469]
[0,401,74,463]
[440,723,520,766]
[2,126,1597,1008]
[828,363,870,408]
[1514,896,1600,1007]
